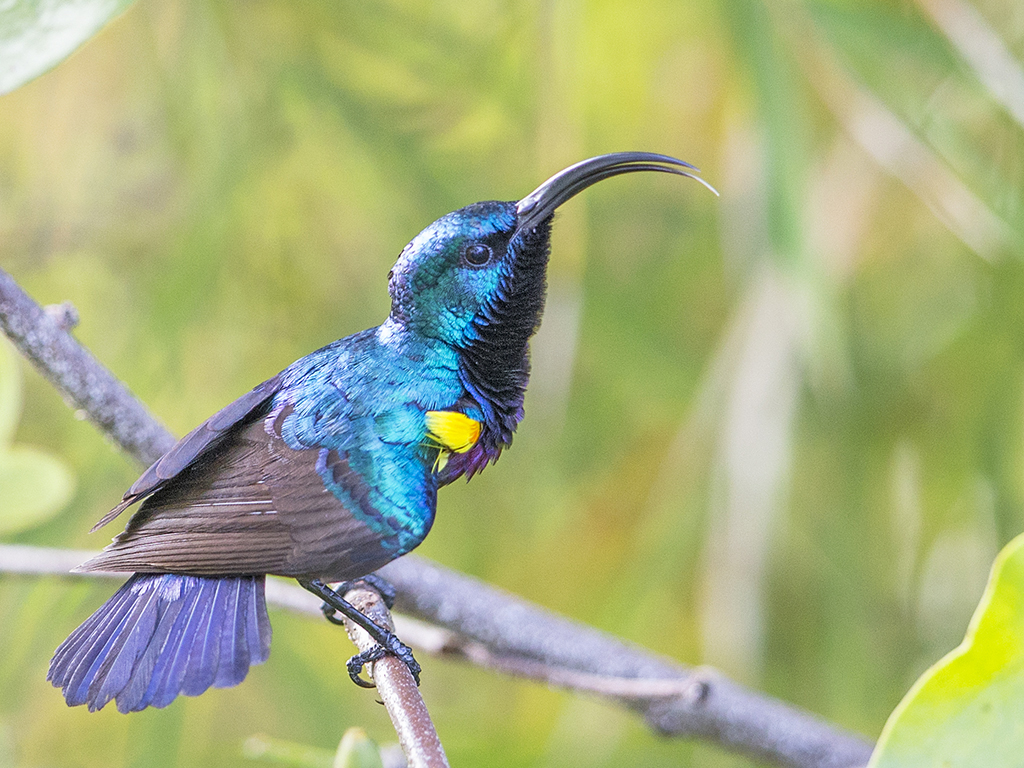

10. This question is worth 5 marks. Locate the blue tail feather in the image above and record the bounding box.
[214,580,244,689]
[58,584,145,708]
[51,581,134,679]
[147,579,208,706]
[82,587,163,709]
[182,580,227,697]
[215,575,269,689]
[114,593,188,713]
[48,574,271,713]
[134,578,205,710]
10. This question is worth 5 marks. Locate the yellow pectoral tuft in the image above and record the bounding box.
[424,411,481,472]
[424,411,481,453]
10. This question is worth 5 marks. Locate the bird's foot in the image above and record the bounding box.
[320,602,347,626]
[346,633,421,688]
[346,646,387,688]
[301,578,421,688]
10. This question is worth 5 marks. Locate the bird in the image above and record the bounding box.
[48,152,714,713]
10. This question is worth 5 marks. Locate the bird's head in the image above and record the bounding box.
[386,199,533,347]
[386,153,715,459]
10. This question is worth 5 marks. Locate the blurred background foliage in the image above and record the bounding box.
[1,0,1023,765]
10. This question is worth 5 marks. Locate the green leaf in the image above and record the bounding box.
[869,533,1024,768]
[242,734,333,768]
[0,338,74,533]
[333,728,384,768]
[0,446,74,534]
[0,0,137,96]
[241,730,385,768]
[0,338,21,446]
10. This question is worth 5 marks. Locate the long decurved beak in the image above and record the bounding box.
[515,152,718,234]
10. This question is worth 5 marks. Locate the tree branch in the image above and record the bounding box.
[0,265,873,768]
[379,557,872,768]
[341,583,450,768]
[0,269,174,465]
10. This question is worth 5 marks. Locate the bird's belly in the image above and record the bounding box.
[278,544,402,583]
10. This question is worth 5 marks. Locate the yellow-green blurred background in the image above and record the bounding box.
[2,0,1024,765]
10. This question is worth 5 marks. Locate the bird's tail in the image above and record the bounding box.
[48,573,272,713]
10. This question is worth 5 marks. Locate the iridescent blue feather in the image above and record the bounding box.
[48,574,271,713]
[50,154,701,712]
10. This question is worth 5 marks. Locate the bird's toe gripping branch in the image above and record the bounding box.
[346,633,421,689]
[300,578,420,688]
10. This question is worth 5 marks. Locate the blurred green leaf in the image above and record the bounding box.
[0,340,74,533]
[726,0,808,268]
[333,728,384,768]
[869,533,1024,767]
[0,721,13,768]
[0,338,19,446]
[0,0,136,95]
[241,729,385,768]
[0,446,74,534]
[243,734,334,768]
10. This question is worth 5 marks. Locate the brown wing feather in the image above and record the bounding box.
[90,375,283,532]
[79,409,398,581]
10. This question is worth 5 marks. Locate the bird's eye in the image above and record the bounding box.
[463,243,493,267]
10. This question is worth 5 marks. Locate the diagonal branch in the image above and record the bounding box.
[0,269,174,464]
[379,557,872,768]
[0,265,873,768]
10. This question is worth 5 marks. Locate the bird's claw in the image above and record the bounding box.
[320,602,346,625]
[345,634,421,688]
[302,577,419,687]
[346,647,387,688]
[389,635,422,684]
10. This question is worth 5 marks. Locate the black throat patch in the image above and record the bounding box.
[458,218,553,446]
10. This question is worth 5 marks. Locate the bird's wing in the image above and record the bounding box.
[91,375,285,532]
[79,401,436,581]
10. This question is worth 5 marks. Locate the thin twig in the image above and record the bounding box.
[0,266,874,768]
[442,634,710,700]
[0,545,101,577]
[0,269,174,465]
[342,584,449,768]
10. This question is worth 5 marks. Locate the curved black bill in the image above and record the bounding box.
[515,152,718,234]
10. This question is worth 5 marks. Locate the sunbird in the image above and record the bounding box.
[48,153,714,712]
